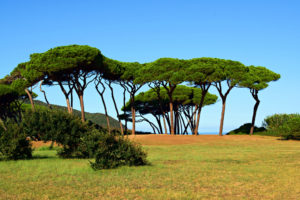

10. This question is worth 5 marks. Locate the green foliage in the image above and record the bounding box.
[239,66,281,91]
[136,58,186,85]
[30,45,103,83]
[122,85,218,114]
[90,135,148,170]
[0,84,23,122]
[76,129,107,158]
[0,122,32,160]
[22,109,91,158]
[226,123,266,135]
[264,114,300,139]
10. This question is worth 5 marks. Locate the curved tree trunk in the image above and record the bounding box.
[108,82,124,135]
[25,88,35,112]
[39,81,52,109]
[95,81,111,134]
[100,93,110,134]
[58,82,72,114]
[250,97,260,135]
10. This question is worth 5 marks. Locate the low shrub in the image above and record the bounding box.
[263,113,300,139]
[0,122,32,160]
[76,129,107,158]
[90,135,148,170]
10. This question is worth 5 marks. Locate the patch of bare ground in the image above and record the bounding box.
[31,141,58,148]
[128,134,280,145]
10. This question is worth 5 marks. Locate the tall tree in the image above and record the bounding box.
[101,57,125,134]
[136,58,186,135]
[30,45,103,122]
[239,66,280,135]
[186,58,219,135]
[120,62,144,135]
[212,59,247,136]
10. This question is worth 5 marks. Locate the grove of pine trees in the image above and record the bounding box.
[0,45,280,136]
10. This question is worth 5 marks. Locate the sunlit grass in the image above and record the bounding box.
[0,136,300,199]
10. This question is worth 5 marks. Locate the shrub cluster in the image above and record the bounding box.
[0,109,148,169]
[0,122,32,160]
[263,114,300,139]
[90,135,148,170]
[22,109,106,158]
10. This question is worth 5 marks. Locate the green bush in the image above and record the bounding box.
[0,123,32,160]
[226,123,266,135]
[90,135,148,170]
[22,109,108,158]
[263,114,300,139]
[76,129,107,158]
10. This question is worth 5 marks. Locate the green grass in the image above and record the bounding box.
[1,137,300,199]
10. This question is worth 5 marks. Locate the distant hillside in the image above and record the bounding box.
[25,100,122,130]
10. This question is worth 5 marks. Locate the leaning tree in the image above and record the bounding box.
[0,61,43,112]
[212,59,247,136]
[239,66,280,135]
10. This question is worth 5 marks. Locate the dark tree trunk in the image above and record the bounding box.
[25,88,35,112]
[169,102,175,135]
[250,90,260,135]
[154,114,163,134]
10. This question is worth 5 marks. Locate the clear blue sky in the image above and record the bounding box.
[0,0,299,133]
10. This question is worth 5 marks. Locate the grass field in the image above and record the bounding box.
[1,135,300,200]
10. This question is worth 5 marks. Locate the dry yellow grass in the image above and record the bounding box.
[1,135,300,200]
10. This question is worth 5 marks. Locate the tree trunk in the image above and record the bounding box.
[25,89,35,112]
[39,81,52,109]
[250,99,260,135]
[162,113,168,134]
[100,94,110,134]
[79,94,85,122]
[218,98,226,136]
[108,82,124,135]
[131,106,136,135]
[169,102,175,135]
[66,98,72,114]
[194,89,208,135]
[58,82,72,114]
[194,107,202,135]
